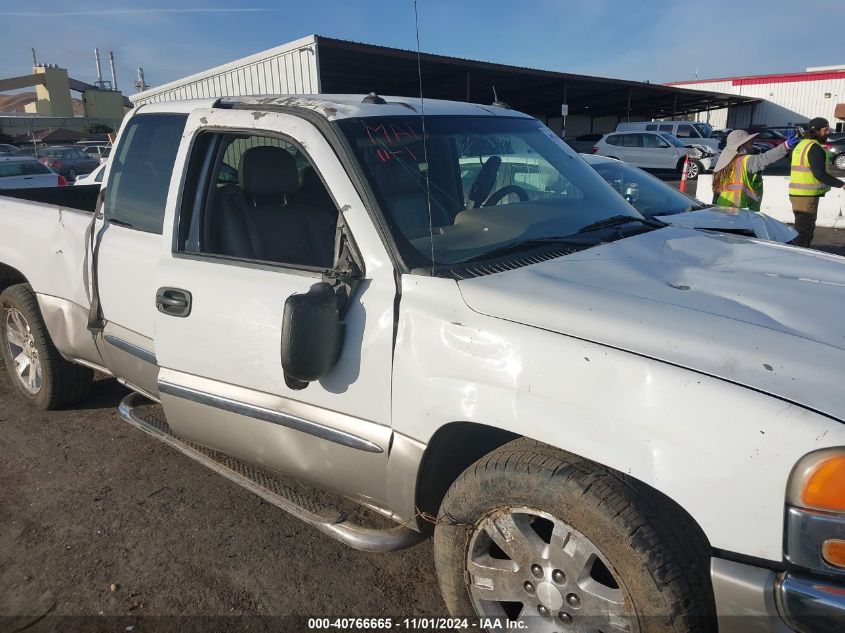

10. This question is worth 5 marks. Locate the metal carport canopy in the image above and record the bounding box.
[314,36,756,121]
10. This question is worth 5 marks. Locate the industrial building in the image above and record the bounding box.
[667,65,845,131]
[131,35,750,136]
[0,51,131,146]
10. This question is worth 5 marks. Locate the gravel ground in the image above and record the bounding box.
[0,373,445,628]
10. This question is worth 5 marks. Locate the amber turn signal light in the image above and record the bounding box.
[822,540,845,569]
[802,455,845,512]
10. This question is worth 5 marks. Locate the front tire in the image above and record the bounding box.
[0,284,93,409]
[834,153,845,171]
[433,440,715,632]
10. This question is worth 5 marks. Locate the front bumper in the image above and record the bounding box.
[777,573,845,633]
[712,558,845,633]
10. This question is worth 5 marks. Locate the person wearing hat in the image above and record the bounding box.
[789,117,845,247]
[712,129,800,212]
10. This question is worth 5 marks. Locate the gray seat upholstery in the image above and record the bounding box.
[206,146,337,267]
[370,158,452,236]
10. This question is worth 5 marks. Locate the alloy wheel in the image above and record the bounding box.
[466,507,637,632]
[5,307,43,394]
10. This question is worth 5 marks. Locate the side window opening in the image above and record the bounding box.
[104,113,188,233]
[178,131,339,270]
[676,125,696,139]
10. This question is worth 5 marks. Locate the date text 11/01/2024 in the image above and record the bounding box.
[306,618,527,630]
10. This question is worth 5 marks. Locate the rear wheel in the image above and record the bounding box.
[834,153,845,171]
[0,284,92,409]
[433,440,715,632]
[683,159,702,180]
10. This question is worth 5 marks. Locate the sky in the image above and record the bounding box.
[0,0,841,96]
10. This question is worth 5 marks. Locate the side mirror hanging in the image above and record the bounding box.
[280,282,343,390]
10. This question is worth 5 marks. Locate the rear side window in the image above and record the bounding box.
[605,134,622,146]
[676,125,697,138]
[0,161,49,177]
[616,134,642,147]
[21,160,50,175]
[658,124,673,132]
[105,113,187,233]
[645,124,658,131]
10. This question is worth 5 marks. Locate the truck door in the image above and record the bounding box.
[152,108,397,508]
[97,112,188,397]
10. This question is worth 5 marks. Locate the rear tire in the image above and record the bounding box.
[433,439,715,632]
[0,284,93,409]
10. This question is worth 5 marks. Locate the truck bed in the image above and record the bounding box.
[0,187,96,311]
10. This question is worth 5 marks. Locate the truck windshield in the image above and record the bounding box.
[337,116,640,267]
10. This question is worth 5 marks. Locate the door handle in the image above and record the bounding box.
[156,287,192,317]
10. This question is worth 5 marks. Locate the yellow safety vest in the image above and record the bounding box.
[714,155,763,211]
[789,139,831,197]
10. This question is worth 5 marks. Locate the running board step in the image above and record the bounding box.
[118,392,425,552]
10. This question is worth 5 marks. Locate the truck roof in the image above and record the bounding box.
[136,94,531,121]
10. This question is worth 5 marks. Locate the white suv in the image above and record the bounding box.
[593,131,713,178]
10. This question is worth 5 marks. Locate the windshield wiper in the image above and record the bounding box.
[577,214,665,234]
[462,236,579,263]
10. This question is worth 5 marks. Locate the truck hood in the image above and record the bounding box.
[457,227,845,422]
[655,207,798,243]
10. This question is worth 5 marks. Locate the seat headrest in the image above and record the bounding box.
[239,146,300,196]
[373,157,425,196]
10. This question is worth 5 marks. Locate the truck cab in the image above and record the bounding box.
[1,95,845,632]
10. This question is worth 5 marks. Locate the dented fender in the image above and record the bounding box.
[390,275,845,562]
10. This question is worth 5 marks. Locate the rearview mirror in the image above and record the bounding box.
[281,282,343,390]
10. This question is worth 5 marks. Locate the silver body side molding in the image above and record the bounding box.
[104,334,157,365]
[157,380,384,454]
[118,393,424,552]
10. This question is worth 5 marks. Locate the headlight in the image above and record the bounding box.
[785,448,845,574]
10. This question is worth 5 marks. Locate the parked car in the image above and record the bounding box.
[73,163,106,186]
[593,131,712,178]
[0,156,68,189]
[82,145,111,164]
[36,146,100,180]
[0,143,21,155]
[563,133,603,153]
[582,154,797,242]
[1,94,844,629]
[823,134,845,171]
[615,120,720,151]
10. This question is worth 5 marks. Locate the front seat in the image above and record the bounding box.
[205,146,337,267]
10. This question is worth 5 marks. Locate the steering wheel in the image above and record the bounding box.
[483,184,529,207]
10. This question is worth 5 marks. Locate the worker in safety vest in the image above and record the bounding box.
[789,117,845,247]
[712,129,799,212]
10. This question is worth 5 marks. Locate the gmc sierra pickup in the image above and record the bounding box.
[1,94,844,633]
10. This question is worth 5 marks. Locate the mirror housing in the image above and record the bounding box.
[281,282,343,390]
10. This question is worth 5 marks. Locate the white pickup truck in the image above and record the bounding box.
[1,95,844,633]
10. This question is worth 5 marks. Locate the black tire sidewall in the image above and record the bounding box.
[1,285,57,409]
[434,456,690,630]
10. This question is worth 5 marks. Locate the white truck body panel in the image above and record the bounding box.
[1,93,844,576]
[392,275,845,560]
